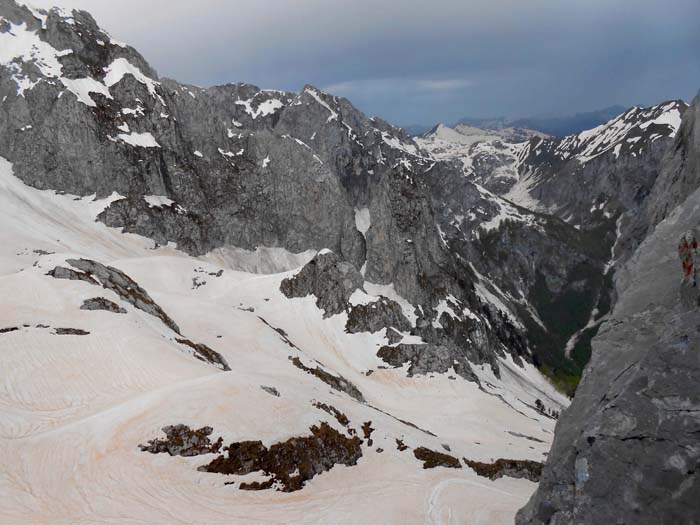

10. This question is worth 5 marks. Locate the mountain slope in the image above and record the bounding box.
[3,2,694,522]
[0,2,570,523]
[511,100,687,230]
[0,0,540,381]
[0,134,566,524]
[517,91,700,525]
[418,102,688,393]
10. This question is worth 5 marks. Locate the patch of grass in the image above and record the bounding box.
[540,365,580,399]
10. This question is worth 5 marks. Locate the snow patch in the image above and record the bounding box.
[60,77,112,107]
[0,21,67,95]
[639,107,682,135]
[89,191,126,215]
[23,3,48,29]
[381,132,420,157]
[144,195,174,208]
[304,87,338,123]
[104,58,159,97]
[235,97,284,119]
[433,297,460,329]
[354,208,371,237]
[116,132,160,148]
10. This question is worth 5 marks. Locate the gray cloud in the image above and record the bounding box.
[28,0,700,126]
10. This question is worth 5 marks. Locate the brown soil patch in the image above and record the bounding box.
[413,447,461,469]
[290,356,365,402]
[199,422,362,492]
[312,401,350,427]
[463,458,543,482]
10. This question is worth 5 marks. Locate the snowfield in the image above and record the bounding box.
[0,157,566,524]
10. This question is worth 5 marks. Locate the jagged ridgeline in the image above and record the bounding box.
[516,93,700,525]
[416,84,700,521]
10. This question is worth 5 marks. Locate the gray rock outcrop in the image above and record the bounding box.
[280,251,364,317]
[80,297,127,314]
[139,425,223,457]
[49,257,230,371]
[517,91,700,525]
[65,258,181,334]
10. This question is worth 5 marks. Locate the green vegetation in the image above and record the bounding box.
[540,365,581,399]
[477,210,620,397]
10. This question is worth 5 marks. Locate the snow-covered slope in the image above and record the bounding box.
[524,101,685,166]
[0,152,567,524]
[416,124,544,195]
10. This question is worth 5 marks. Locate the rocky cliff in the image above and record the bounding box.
[517,93,700,524]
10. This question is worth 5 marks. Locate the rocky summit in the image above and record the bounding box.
[0,1,697,523]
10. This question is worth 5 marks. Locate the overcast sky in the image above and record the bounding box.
[29,0,700,126]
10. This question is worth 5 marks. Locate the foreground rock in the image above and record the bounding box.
[517,93,700,525]
[198,422,363,492]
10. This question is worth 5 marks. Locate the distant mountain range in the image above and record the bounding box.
[404,105,628,137]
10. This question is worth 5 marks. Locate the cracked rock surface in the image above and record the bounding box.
[518,94,700,525]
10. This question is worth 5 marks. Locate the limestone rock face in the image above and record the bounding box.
[646,94,700,227]
[345,298,411,334]
[280,251,364,318]
[517,92,700,525]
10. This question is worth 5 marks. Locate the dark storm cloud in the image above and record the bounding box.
[31,0,700,126]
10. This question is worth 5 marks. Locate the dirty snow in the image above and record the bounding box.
[0,155,566,524]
